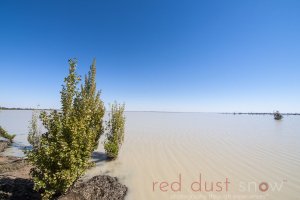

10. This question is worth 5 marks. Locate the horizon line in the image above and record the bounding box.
[1,107,300,115]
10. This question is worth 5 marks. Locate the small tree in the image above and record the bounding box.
[28,110,42,148]
[104,103,125,159]
[27,59,105,199]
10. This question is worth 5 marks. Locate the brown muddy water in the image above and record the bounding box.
[1,110,299,200]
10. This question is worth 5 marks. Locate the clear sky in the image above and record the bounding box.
[0,0,299,112]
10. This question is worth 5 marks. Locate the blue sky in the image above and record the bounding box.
[0,0,299,112]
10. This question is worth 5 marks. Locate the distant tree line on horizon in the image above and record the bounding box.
[0,106,55,111]
[221,112,300,115]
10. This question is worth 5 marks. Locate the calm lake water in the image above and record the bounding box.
[1,110,300,200]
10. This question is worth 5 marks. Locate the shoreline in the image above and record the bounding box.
[3,108,300,115]
[0,142,127,200]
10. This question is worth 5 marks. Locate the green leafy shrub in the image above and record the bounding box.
[0,126,15,142]
[28,110,42,148]
[104,141,119,158]
[26,59,105,199]
[104,103,125,159]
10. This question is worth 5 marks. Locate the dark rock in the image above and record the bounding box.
[0,176,41,200]
[59,175,127,200]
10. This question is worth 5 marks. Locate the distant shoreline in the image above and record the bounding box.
[0,107,55,111]
[221,112,300,116]
[1,107,300,115]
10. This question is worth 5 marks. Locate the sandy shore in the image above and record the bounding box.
[0,142,127,200]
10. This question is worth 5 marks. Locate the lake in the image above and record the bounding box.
[1,110,300,200]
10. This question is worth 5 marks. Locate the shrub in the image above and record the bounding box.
[0,126,15,142]
[28,110,42,148]
[26,59,105,199]
[104,103,125,159]
[104,141,119,158]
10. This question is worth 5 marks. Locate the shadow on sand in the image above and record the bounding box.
[91,152,109,163]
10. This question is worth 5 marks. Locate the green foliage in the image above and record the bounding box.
[0,126,15,142]
[26,59,105,199]
[104,141,119,158]
[28,110,41,148]
[104,103,125,159]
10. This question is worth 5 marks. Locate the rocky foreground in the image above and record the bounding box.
[0,142,127,200]
[59,175,127,200]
